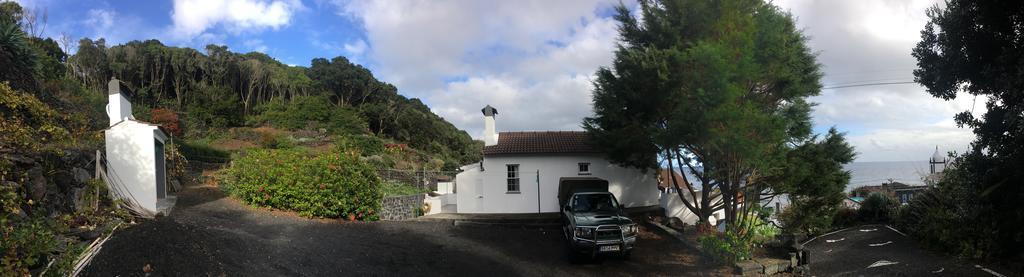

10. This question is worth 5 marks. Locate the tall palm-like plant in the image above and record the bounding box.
[0,19,39,92]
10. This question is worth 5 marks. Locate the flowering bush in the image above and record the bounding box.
[150,108,182,137]
[220,146,382,220]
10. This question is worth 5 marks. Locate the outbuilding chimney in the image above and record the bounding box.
[482,105,498,146]
[107,77,134,126]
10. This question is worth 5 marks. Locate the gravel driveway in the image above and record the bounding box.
[81,182,728,276]
[804,224,1014,276]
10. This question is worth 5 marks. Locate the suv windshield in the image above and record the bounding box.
[571,194,619,213]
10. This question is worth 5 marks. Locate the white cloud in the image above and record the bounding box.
[343,39,367,55]
[773,0,976,161]
[79,8,152,45]
[169,0,304,39]
[430,74,596,139]
[243,38,268,53]
[84,9,116,31]
[846,124,974,162]
[340,0,970,162]
[338,0,621,140]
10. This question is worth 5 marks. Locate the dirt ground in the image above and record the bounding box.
[81,181,730,276]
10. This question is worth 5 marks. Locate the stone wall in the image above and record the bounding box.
[380,194,426,221]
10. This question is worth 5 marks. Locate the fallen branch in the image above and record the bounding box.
[71,222,122,277]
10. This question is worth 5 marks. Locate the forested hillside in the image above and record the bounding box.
[65,39,480,168]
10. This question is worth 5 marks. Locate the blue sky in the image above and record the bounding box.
[15,0,980,162]
[22,0,368,66]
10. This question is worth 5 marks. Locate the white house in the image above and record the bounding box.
[455,105,660,214]
[104,77,173,215]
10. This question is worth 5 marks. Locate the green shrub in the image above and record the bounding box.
[257,131,293,149]
[177,140,231,162]
[1,181,58,275]
[895,167,996,259]
[858,192,899,223]
[778,199,837,235]
[0,216,57,274]
[699,230,752,264]
[344,134,386,156]
[832,207,859,228]
[0,82,70,152]
[745,213,779,245]
[250,96,368,135]
[220,146,382,219]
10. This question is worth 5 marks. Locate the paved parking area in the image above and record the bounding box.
[82,183,729,276]
[804,224,1012,276]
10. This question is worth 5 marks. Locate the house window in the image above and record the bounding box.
[578,162,591,175]
[506,164,520,193]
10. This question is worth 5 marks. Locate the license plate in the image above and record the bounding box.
[599,245,620,252]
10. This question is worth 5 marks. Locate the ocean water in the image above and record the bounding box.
[676,160,934,191]
[844,161,932,190]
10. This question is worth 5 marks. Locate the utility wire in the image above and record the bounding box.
[827,67,916,77]
[822,81,917,90]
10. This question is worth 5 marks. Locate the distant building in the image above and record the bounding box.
[850,181,929,205]
[850,182,906,198]
[656,168,687,193]
[894,186,929,205]
[843,196,864,209]
[930,146,948,174]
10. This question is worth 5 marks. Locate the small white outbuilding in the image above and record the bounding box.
[103,77,173,215]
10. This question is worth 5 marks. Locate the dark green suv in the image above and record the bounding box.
[561,192,638,261]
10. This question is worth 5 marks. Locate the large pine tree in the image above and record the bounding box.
[585,0,854,231]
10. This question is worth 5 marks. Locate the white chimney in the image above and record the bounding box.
[482,105,498,146]
[107,77,133,126]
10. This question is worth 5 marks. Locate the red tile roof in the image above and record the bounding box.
[482,131,599,155]
[657,168,690,189]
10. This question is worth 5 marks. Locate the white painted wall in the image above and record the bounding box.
[455,154,659,214]
[456,163,484,213]
[660,189,790,226]
[105,121,165,213]
[483,115,498,146]
[435,182,454,194]
[107,93,133,126]
[659,189,724,226]
[424,194,457,215]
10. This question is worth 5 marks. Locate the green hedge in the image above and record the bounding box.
[176,140,231,163]
[381,180,429,197]
[220,147,382,220]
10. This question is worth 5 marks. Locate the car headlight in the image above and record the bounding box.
[574,227,594,238]
[622,224,638,235]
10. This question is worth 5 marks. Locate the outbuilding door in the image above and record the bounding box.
[558,178,609,208]
[154,139,166,199]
